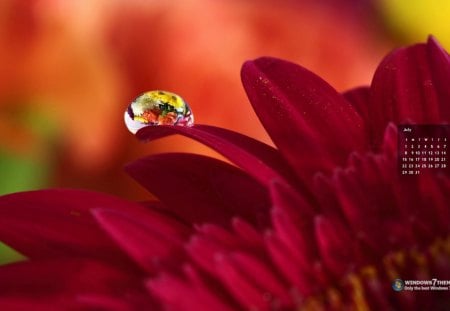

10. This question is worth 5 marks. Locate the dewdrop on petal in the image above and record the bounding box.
[125,90,194,134]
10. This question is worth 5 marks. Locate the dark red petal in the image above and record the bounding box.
[427,36,450,119]
[186,224,262,277]
[196,224,245,249]
[381,123,398,157]
[343,86,373,146]
[269,182,318,270]
[92,208,188,274]
[241,57,367,184]
[126,153,270,227]
[195,125,295,182]
[269,180,316,217]
[329,160,395,254]
[186,225,247,276]
[393,173,450,243]
[323,154,417,255]
[431,175,450,232]
[343,86,371,122]
[231,217,264,247]
[265,232,328,296]
[0,259,153,310]
[186,235,223,275]
[226,252,291,306]
[214,253,271,310]
[314,215,354,277]
[75,295,143,311]
[136,125,294,186]
[369,37,450,147]
[0,299,56,311]
[147,267,236,311]
[0,189,138,264]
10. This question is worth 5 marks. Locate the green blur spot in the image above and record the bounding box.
[0,101,58,195]
[0,150,50,195]
[0,241,26,265]
[22,105,59,141]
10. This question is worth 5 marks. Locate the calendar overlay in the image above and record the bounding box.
[398,124,449,176]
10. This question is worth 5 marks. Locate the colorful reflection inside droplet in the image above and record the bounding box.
[124,90,194,134]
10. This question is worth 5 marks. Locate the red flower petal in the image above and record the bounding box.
[231,217,264,247]
[186,224,263,277]
[74,294,145,311]
[269,181,318,271]
[0,189,138,264]
[264,231,316,296]
[343,86,371,123]
[343,86,373,146]
[0,259,152,310]
[381,122,398,157]
[186,235,223,275]
[314,215,355,277]
[225,252,291,306]
[126,153,270,227]
[213,253,272,310]
[136,125,295,186]
[92,208,188,274]
[241,57,367,185]
[427,36,450,120]
[393,173,450,242]
[147,266,236,311]
[369,37,450,146]
[320,154,417,255]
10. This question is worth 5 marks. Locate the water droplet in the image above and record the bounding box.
[124,90,194,134]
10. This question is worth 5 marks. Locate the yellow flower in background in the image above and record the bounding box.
[380,0,450,48]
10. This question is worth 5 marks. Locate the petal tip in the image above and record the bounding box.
[427,35,441,47]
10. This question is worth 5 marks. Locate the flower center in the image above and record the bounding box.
[298,235,450,310]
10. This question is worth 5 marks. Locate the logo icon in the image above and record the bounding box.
[392,279,405,292]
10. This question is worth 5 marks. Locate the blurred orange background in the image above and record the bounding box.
[0,0,447,200]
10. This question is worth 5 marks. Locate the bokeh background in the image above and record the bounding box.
[1,0,449,203]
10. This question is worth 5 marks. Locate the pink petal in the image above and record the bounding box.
[92,208,188,274]
[369,37,450,146]
[0,189,137,264]
[136,125,294,186]
[126,153,270,227]
[241,57,367,185]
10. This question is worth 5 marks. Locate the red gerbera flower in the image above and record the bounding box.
[0,36,449,310]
